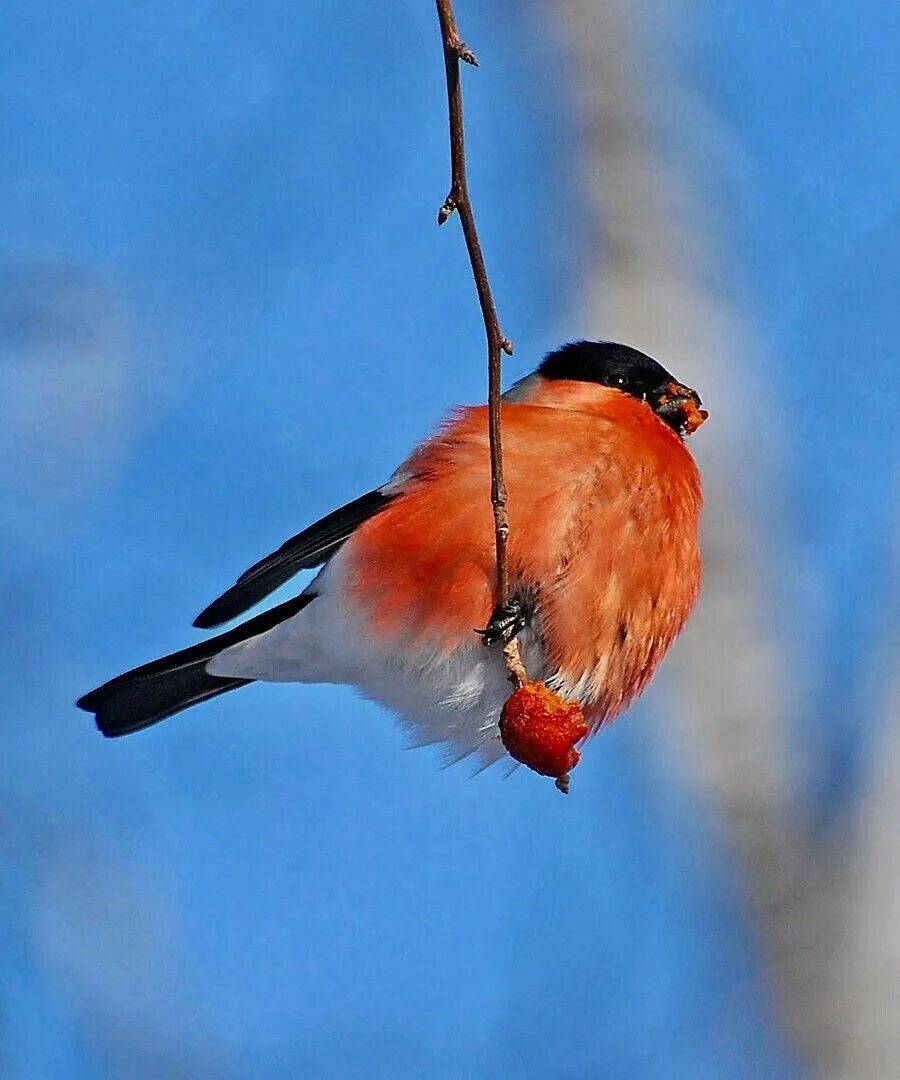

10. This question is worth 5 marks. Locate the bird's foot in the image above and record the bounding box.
[477,595,527,648]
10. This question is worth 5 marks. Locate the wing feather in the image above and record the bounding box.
[193,487,392,628]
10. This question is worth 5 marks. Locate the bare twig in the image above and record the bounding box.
[434,0,523,688]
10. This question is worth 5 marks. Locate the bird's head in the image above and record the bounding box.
[537,340,708,437]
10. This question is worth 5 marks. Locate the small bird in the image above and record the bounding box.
[78,341,707,769]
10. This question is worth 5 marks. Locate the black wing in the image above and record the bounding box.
[193,487,393,629]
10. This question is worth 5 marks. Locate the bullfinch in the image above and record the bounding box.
[77,341,707,769]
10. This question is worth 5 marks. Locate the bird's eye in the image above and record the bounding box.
[616,376,626,386]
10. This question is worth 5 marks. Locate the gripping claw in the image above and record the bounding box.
[476,595,527,647]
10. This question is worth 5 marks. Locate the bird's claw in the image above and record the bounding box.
[477,596,527,647]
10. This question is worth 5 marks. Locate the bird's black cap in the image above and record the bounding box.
[537,340,707,437]
[538,341,676,401]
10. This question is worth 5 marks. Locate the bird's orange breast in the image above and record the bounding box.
[342,381,702,727]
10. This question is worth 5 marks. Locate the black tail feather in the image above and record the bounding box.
[77,593,315,737]
[79,667,249,738]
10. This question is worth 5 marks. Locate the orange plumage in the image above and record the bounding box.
[344,378,702,735]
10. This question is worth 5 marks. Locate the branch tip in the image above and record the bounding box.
[502,641,527,689]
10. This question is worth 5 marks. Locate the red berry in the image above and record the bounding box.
[499,681,589,784]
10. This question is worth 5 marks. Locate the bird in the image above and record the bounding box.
[77,340,707,769]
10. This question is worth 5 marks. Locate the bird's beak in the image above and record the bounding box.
[653,382,709,436]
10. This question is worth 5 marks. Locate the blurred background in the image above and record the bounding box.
[1,1,897,1076]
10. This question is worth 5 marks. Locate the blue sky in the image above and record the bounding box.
[1,2,895,1076]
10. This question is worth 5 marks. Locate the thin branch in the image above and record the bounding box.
[434,0,525,688]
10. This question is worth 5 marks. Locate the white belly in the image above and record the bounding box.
[205,556,550,766]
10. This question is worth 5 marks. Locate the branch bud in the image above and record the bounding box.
[437,195,457,225]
